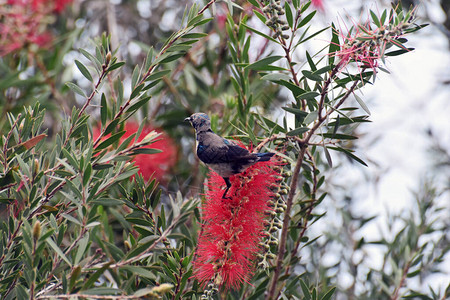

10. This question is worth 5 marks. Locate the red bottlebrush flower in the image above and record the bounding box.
[0,0,72,56]
[193,156,281,290]
[7,0,72,13]
[53,0,73,13]
[330,12,413,75]
[330,21,382,74]
[93,122,177,183]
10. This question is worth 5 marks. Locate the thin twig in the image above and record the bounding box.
[37,295,142,299]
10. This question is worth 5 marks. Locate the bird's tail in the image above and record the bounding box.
[256,152,275,162]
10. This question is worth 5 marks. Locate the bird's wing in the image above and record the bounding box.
[197,134,249,164]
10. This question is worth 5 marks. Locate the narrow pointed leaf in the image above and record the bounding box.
[354,94,371,115]
[46,238,72,267]
[287,127,309,136]
[66,82,86,98]
[75,60,93,82]
[245,56,284,71]
[285,2,293,28]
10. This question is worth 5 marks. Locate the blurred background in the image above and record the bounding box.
[1,0,448,298]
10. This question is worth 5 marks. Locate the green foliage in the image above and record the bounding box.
[0,0,446,299]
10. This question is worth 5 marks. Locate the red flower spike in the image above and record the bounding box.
[1,0,72,56]
[329,13,411,77]
[329,21,382,76]
[193,155,281,290]
[93,122,177,183]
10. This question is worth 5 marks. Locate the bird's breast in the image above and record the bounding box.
[207,163,235,178]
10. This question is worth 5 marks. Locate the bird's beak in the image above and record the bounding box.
[184,117,191,122]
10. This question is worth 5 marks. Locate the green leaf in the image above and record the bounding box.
[79,48,102,71]
[104,119,120,136]
[100,93,107,125]
[314,66,332,75]
[115,169,138,181]
[302,70,322,81]
[62,148,79,170]
[304,111,318,124]
[261,116,286,133]
[282,107,308,117]
[130,83,144,100]
[167,44,192,52]
[96,131,125,150]
[328,115,370,126]
[260,73,291,82]
[117,79,124,103]
[380,9,387,25]
[253,9,267,24]
[321,287,336,300]
[298,11,316,28]
[238,16,248,44]
[15,285,28,299]
[402,292,433,299]
[370,10,381,28]
[300,280,311,300]
[285,2,294,28]
[278,80,306,97]
[324,146,333,167]
[182,32,208,39]
[407,269,421,278]
[306,51,317,71]
[332,114,340,137]
[107,61,125,72]
[298,91,319,100]
[46,238,72,267]
[66,82,86,98]
[144,46,154,70]
[74,233,90,265]
[385,48,414,56]
[322,133,358,140]
[300,0,311,12]
[243,23,278,43]
[245,56,284,71]
[354,94,371,115]
[247,0,260,7]
[142,80,161,91]
[125,96,151,114]
[62,213,82,225]
[329,23,340,66]
[131,65,140,88]
[83,163,92,186]
[159,53,186,64]
[287,127,309,136]
[132,148,163,155]
[147,69,171,81]
[83,263,112,290]
[328,146,368,167]
[75,60,93,81]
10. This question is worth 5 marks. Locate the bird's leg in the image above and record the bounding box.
[222,177,231,199]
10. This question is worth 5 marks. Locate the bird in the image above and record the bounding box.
[185,112,275,199]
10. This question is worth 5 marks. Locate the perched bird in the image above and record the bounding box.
[185,112,275,198]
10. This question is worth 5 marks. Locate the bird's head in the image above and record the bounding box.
[184,113,211,132]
